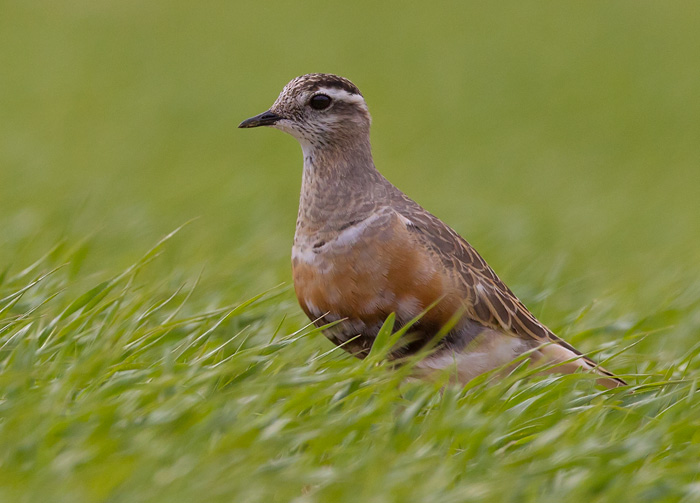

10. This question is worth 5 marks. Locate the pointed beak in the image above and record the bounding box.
[238,110,284,128]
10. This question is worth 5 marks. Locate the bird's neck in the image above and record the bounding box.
[296,138,388,235]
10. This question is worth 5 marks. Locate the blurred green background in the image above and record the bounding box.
[2,2,700,501]
[3,0,699,301]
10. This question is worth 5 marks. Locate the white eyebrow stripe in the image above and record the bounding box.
[313,87,367,108]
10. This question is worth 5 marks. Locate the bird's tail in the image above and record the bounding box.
[537,338,627,389]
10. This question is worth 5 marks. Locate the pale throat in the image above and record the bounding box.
[298,133,374,181]
[295,135,383,235]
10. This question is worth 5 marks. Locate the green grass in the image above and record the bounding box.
[2,1,700,502]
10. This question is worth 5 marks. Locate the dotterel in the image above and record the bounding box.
[239,73,626,388]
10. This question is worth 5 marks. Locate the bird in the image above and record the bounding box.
[239,73,626,388]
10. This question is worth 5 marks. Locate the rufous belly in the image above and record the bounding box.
[292,216,465,357]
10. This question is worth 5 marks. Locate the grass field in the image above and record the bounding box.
[2,2,700,502]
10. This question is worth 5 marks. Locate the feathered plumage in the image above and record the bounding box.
[240,73,626,388]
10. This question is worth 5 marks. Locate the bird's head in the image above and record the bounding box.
[239,74,371,150]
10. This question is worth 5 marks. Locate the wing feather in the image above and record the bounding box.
[392,202,626,387]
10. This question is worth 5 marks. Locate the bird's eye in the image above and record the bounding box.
[309,94,332,110]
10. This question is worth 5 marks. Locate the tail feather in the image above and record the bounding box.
[538,340,627,389]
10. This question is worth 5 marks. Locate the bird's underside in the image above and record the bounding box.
[292,195,627,389]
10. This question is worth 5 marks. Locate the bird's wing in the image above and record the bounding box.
[391,201,625,387]
[393,202,553,342]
